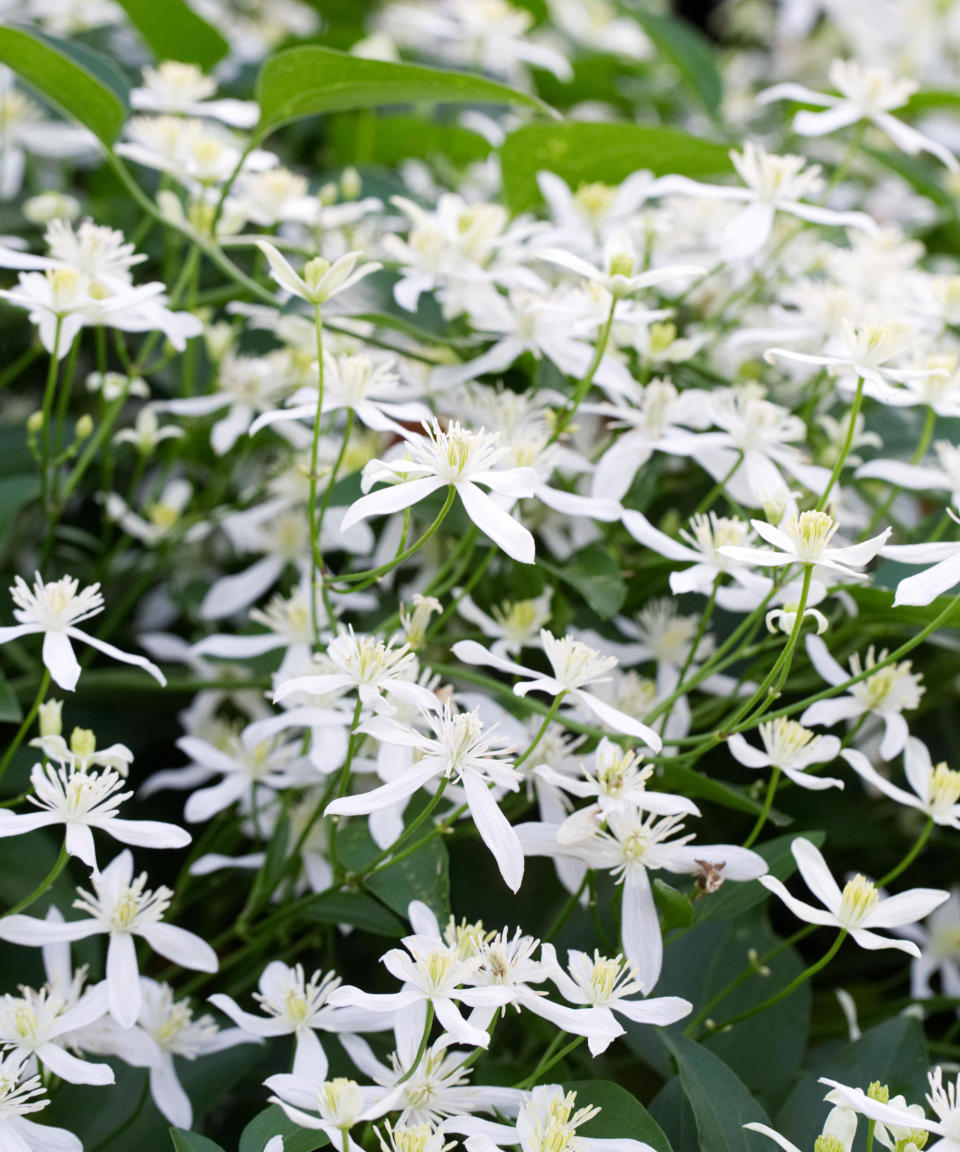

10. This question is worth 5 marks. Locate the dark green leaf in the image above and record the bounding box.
[114,0,229,70]
[654,878,695,932]
[664,1034,770,1152]
[170,1130,227,1152]
[658,761,784,821]
[256,46,554,138]
[564,1080,674,1152]
[694,831,825,922]
[500,121,732,215]
[240,1105,330,1152]
[539,549,627,619]
[296,888,405,936]
[0,26,128,145]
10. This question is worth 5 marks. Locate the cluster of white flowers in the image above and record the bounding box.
[2,0,960,1149]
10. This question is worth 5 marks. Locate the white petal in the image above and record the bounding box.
[792,837,842,912]
[42,631,81,691]
[621,871,662,991]
[107,933,141,1027]
[462,772,524,892]
[457,482,535,564]
[141,923,218,972]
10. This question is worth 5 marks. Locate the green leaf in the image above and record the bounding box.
[170,1130,227,1152]
[296,888,405,936]
[654,878,695,932]
[255,46,554,138]
[563,1080,674,1152]
[240,1105,330,1152]
[664,1034,770,1152]
[0,671,21,724]
[775,1016,930,1149]
[114,0,229,70]
[339,810,451,922]
[694,831,825,922]
[658,761,784,822]
[539,548,627,619]
[500,121,732,215]
[626,6,724,113]
[0,26,128,146]
[327,114,493,168]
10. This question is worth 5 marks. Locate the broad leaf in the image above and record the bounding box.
[170,1130,227,1152]
[256,46,553,138]
[540,548,627,619]
[0,671,21,724]
[627,6,724,114]
[0,26,128,145]
[296,888,405,936]
[328,114,492,167]
[114,0,229,70]
[500,121,732,214]
[240,1105,330,1152]
[564,1080,674,1152]
[664,1034,770,1152]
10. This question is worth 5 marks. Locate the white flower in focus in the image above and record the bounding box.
[758,59,958,171]
[0,851,217,1027]
[256,240,382,305]
[819,1068,960,1152]
[0,573,165,691]
[759,837,948,953]
[342,419,538,564]
[0,983,113,1085]
[452,630,662,750]
[0,762,190,870]
[719,509,890,578]
[0,1051,82,1151]
[727,718,844,791]
[843,739,960,827]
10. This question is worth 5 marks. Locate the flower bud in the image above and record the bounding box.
[75,414,94,440]
[38,699,63,738]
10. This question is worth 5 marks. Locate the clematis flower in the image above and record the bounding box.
[819,1068,960,1152]
[0,763,190,871]
[759,837,948,953]
[266,1074,397,1152]
[256,240,382,305]
[446,1082,657,1152]
[0,982,113,1085]
[801,634,924,760]
[452,631,662,750]
[536,233,703,299]
[342,419,538,564]
[843,739,960,827]
[718,509,890,578]
[758,59,958,171]
[130,60,259,127]
[0,573,165,691]
[0,851,217,1027]
[858,443,960,509]
[0,1051,83,1151]
[880,511,960,606]
[326,702,525,891]
[656,142,878,260]
[728,718,844,791]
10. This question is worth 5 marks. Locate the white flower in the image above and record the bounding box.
[537,234,703,299]
[758,59,958,171]
[274,628,439,718]
[327,702,525,891]
[719,509,890,578]
[0,982,112,1085]
[843,739,960,827]
[30,725,134,776]
[210,962,349,1077]
[131,60,258,127]
[0,763,190,870]
[744,1100,857,1152]
[881,511,960,606]
[0,851,217,1027]
[728,718,844,791]
[266,1074,396,1151]
[446,1083,657,1152]
[819,1068,960,1152]
[0,573,165,691]
[455,590,553,657]
[0,1051,82,1151]
[657,142,878,260]
[801,634,924,760]
[452,630,662,750]
[257,240,382,305]
[759,837,948,953]
[342,419,538,564]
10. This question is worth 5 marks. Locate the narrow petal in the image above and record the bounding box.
[462,772,524,892]
[341,477,445,531]
[141,922,218,972]
[457,482,535,564]
[107,933,141,1027]
[42,631,81,692]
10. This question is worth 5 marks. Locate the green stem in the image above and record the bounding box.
[514,694,564,770]
[396,1003,433,1084]
[4,842,68,916]
[0,670,50,784]
[743,766,780,849]
[878,817,934,887]
[514,1035,584,1088]
[708,932,846,1033]
[816,377,865,511]
[308,305,332,639]
[39,319,63,513]
[545,874,589,940]
[549,298,617,444]
[360,778,449,876]
[328,699,365,881]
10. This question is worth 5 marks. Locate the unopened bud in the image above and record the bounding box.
[37,699,63,738]
[867,1082,890,1104]
[75,414,94,440]
[27,411,44,436]
[341,167,361,200]
[69,727,96,759]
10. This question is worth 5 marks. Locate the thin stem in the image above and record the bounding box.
[816,377,865,511]
[743,766,780,849]
[514,1035,584,1088]
[548,298,617,445]
[360,778,449,875]
[396,1003,434,1084]
[3,842,68,917]
[0,670,50,783]
[878,817,934,887]
[545,874,589,940]
[308,305,331,640]
[514,695,564,770]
